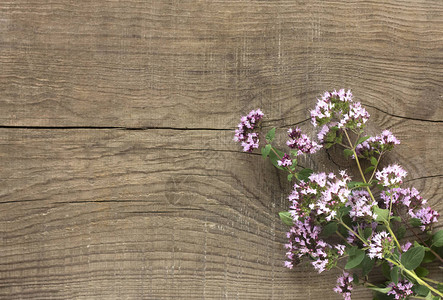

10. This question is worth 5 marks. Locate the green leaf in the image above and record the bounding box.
[345,247,365,269]
[410,218,422,227]
[338,224,348,236]
[401,246,425,270]
[415,266,429,278]
[343,149,354,158]
[374,206,390,223]
[368,286,392,294]
[278,211,293,226]
[334,135,343,144]
[437,284,443,293]
[364,165,375,174]
[325,130,336,143]
[360,255,375,276]
[324,142,334,149]
[265,127,276,143]
[415,284,431,297]
[352,273,359,285]
[370,156,378,166]
[373,292,395,300]
[432,230,443,247]
[381,262,391,280]
[422,250,436,263]
[261,144,272,158]
[356,135,371,146]
[269,147,285,170]
[390,266,399,284]
[425,291,433,300]
[338,206,352,219]
[296,168,313,182]
[397,226,406,240]
[363,227,372,240]
[390,215,401,222]
[321,222,338,238]
[287,174,293,182]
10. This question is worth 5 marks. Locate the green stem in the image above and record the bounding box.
[368,153,382,183]
[337,219,368,245]
[343,129,377,204]
[385,224,402,250]
[386,258,443,297]
[389,195,393,220]
[353,148,377,203]
[423,277,443,285]
[269,147,297,176]
[336,231,351,246]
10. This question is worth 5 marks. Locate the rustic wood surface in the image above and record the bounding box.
[0,0,442,299]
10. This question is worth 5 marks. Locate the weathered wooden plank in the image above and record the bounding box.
[0,124,441,299]
[0,0,442,128]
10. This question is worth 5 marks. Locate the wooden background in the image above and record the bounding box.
[0,0,442,299]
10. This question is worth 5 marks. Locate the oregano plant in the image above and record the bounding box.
[233,90,443,300]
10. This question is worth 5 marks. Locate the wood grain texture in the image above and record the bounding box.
[0,0,442,128]
[0,0,442,299]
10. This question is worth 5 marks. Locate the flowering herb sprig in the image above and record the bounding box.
[234,89,443,300]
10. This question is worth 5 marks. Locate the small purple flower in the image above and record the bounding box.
[286,127,322,156]
[278,153,293,167]
[368,231,394,259]
[335,244,346,256]
[234,109,264,152]
[317,125,330,143]
[387,280,414,299]
[401,241,412,252]
[375,164,407,187]
[240,132,259,152]
[333,271,353,300]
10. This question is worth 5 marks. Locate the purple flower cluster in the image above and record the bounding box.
[316,171,351,221]
[355,130,400,158]
[380,187,439,231]
[375,164,407,187]
[284,219,324,270]
[347,190,377,221]
[286,127,321,156]
[368,231,394,259]
[338,102,370,129]
[310,89,370,131]
[411,206,439,231]
[284,219,345,273]
[380,187,426,211]
[387,280,414,299]
[287,171,351,222]
[333,271,353,300]
[277,153,293,167]
[233,109,264,152]
[233,91,442,300]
